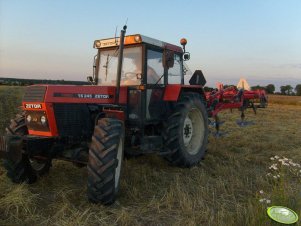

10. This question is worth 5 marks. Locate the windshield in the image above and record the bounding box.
[98,46,142,86]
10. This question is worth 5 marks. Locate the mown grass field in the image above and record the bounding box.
[0,86,300,226]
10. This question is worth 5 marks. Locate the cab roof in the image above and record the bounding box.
[94,34,183,53]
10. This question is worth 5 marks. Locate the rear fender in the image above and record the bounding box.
[163,85,206,102]
[102,109,125,121]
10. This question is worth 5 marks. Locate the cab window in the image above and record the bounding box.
[168,54,182,84]
[98,46,142,86]
[147,50,164,84]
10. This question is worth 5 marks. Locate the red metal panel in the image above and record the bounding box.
[163,85,182,101]
[163,84,204,101]
[164,43,183,53]
[22,102,58,137]
[45,103,58,136]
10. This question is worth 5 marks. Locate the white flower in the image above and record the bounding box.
[259,190,264,194]
[273,175,278,179]
[269,164,278,170]
[266,199,271,204]
[266,173,271,176]
[277,175,280,178]
[282,163,289,166]
[270,157,275,161]
[283,158,288,161]
[259,198,266,203]
[274,155,279,159]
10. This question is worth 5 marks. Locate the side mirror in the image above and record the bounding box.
[183,52,190,61]
[87,76,94,84]
[162,50,174,69]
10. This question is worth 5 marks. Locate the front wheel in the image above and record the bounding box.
[163,95,208,167]
[3,113,51,183]
[87,118,124,205]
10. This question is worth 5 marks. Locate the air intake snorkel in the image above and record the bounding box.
[115,25,127,104]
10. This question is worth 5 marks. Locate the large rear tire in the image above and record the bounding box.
[3,113,51,183]
[87,118,124,205]
[163,94,208,167]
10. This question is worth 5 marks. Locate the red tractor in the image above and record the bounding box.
[0,26,209,204]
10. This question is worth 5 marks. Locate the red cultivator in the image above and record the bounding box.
[206,85,268,133]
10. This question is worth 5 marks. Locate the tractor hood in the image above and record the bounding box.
[22,85,128,105]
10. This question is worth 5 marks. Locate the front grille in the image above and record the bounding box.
[53,104,92,138]
[23,86,46,102]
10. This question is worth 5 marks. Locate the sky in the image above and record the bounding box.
[0,0,300,89]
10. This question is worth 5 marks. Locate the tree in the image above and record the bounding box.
[295,84,301,96]
[280,85,293,95]
[266,84,275,94]
[286,85,293,95]
[251,85,266,91]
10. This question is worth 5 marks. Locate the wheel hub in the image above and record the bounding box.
[183,116,193,146]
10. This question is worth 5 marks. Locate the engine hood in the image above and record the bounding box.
[23,85,128,105]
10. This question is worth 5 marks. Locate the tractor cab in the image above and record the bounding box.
[91,34,194,127]
[92,34,184,87]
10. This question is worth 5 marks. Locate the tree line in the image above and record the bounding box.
[0,77,88,86]
[204,84,301,96]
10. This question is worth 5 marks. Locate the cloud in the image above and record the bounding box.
[289,64,301,69]
[278,63,301,69]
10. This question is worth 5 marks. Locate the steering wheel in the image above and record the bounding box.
[124,72,141,80]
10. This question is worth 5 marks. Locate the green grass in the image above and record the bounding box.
[268,94,301,106]
[0,86,301,225]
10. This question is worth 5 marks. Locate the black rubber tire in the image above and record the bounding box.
[163,94,208,167]
[3,113,51,183]
[87,118,124,205]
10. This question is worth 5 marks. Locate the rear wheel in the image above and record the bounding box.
[87,118,124,204]
[163,95,208,167]
[3,113,51,183]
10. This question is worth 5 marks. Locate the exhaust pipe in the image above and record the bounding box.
[115,25,127,104]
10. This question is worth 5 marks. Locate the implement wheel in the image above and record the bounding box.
[163,94,208,167]
[87,118,124,205]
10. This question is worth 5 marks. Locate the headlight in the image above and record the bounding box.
[40,115,47,124]
[95,41,101,48]
[26,115,32,122]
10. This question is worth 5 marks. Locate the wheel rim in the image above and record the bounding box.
[183,108,205,155]
[115,137,123,189]
[30,159,46,171]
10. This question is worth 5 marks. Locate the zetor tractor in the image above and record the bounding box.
[0,26,209,204]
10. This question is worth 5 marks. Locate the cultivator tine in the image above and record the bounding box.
[208,115,228,138]
[250,101,257,115]
[212,131,228,137]
[236,119,255,127]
